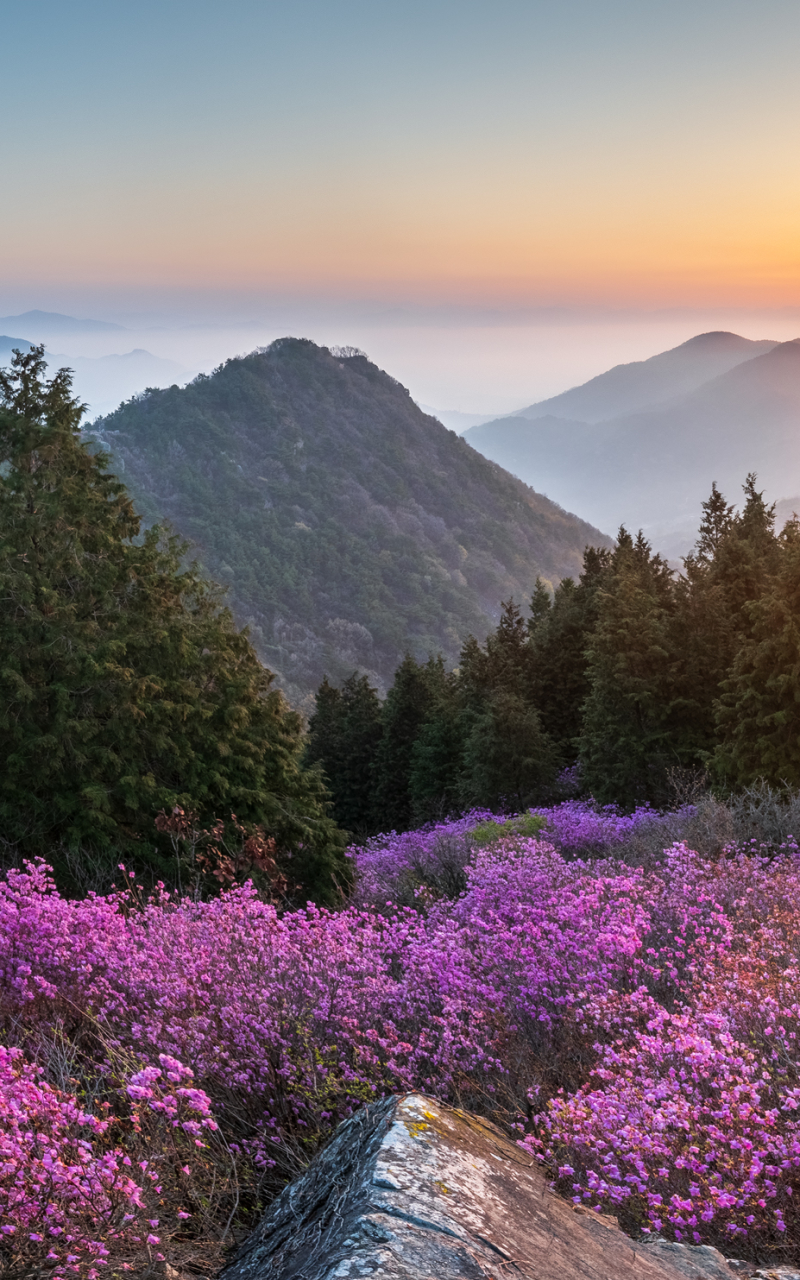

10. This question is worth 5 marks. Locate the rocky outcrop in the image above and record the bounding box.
[219,1093,742,1280]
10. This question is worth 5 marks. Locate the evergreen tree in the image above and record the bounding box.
[459,689,554,811]
[694,481,736,564]
[0,346,346,900]
[579,530,680,806]
[673,482,740,765]
[407,665,463,822]
[305,672,383,836]
[677,475,780,782]
[372,654,444,831]
[529,549,611,760]
[713,512,796,786]
[456,599,556,810]
[712,474,779,623]
[459,598,538,705]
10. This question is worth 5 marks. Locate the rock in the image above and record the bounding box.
[752,1272,800,1280]
[219,1092,741,1280]
[642,1240,739,1280]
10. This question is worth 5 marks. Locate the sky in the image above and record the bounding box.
[2,0,800,411]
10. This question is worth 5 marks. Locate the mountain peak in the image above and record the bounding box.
[508,330,778,424]
[92,341,608,700]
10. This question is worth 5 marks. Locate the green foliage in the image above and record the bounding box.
[714,517,800,787]
[469,812,548,847]
[454,600,555,809]
[372,654,445,831]
[305,673,383,837]
[406,670,464,823]
[90,339,609,701]
[529,551,610,758]
[305,472,800,826]
[578,530,686,806]
[0,346,347,901]
[575,477,785,804]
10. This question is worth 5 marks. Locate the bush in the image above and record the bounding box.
[6,797,800,1271]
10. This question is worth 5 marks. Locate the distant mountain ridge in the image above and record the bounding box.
[464,331,800,554]
[511,331,778,423]
[0,336,34,357]
[0,335,188,418]
[0,310,125,334]
[89,339,609,702]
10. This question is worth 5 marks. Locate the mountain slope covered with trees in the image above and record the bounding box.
[309,475,800,831]
[91,339,609,700]
[0,346,347,899]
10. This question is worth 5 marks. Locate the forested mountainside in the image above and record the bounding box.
[465,333,800,555]
[91,339,608,700]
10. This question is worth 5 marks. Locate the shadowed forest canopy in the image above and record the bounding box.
[90,339,609,701]
[308,477,800,830]
[0,346,347,900]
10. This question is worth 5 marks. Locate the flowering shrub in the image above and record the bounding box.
[0,1044,218,1279]
[533,799,669,856]
[520,845,800,1257]
[4,807,800,1270]
[349,800,676,906]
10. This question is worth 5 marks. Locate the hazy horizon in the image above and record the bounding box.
[4,300,800,420]
[4,2,800,324]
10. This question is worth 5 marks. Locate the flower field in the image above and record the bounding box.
[3,801,800,1274]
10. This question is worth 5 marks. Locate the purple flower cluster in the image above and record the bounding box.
[532,798,669,855]
[3,807,800,1267]
[350,800,672,904]
[0,1040,215,1278]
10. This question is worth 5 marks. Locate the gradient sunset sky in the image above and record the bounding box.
[3,1,800,408]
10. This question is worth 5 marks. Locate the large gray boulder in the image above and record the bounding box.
[220,1093,740,1280]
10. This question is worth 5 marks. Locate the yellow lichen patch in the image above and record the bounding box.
[405,1121,431,1139]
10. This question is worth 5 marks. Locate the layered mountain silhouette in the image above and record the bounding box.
[0,329,187,417]
[0,310,125,334]
[510,331,777,422]
[464,332,800,553]
[0,335,34,359]
[90,339,608,701]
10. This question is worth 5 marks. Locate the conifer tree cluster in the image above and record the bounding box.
[309,475,800,829]
[0,348,347,900]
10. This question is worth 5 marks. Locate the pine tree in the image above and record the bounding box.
[529,549,611,760]
[578,530,680,806]
[713,511,796,786]
[709,475,778,629]
[0,346,347,900]
[673,482,740,766]
[372,654,444,832]
[456,599,555,810]
[682,475,780,783]
[459,689,555,811]
[407,665,463,822]
[305,672,383,836]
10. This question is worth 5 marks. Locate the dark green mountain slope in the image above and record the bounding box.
[91,339,608,700]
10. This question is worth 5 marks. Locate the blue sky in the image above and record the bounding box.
[3,1,800,409]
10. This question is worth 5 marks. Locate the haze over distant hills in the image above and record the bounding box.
[464,331,800,554]
[0,319,189,416]
[90,339,609,701]
[509,331,778,423]
[61,349,188,416]
[0,310,125,334]
[0,335,34,359]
